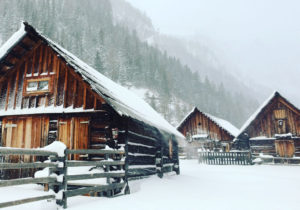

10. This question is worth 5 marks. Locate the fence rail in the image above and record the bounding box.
[198,151,252,165]
[0,140,178,209]
[0,148,58,208]
[58,148,129,209]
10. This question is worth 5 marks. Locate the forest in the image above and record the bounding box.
[0,0,258,127]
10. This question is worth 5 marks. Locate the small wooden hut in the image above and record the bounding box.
[0,22,183,178]
[177,107,239,157]
[235,91,300,158]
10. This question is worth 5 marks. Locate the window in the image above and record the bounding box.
[24,77,52,96]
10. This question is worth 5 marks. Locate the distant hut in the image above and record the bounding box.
[177,107,239,157]
[0,22,184,178]
[235,91,300,158]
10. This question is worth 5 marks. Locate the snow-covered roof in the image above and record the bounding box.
[205,113,239,137]
[0,22,184,140]
[177,107,239,137]
[236,91,300,138]
[0,23,27,61]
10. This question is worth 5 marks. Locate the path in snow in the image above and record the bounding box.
[2,160,300,210]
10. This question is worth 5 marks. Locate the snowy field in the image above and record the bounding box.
[2,160,300,210]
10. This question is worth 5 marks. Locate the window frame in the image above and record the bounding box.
[23,77,53,96]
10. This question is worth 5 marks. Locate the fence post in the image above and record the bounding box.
[60,149,68,209]
[124,118,130,195]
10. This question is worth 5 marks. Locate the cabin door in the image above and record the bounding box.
[1,117,49,149]
[58,117,90,159]
[275,140,294,157]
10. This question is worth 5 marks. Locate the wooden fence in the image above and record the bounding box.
[0,141,179,208]
[252,155,300,165]
[198,151,253,165]
[0,148,58,208]
[57,148,129,209]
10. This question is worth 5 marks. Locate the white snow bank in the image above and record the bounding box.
[42,141,66,157]
[3,160,300,210]
[259,153,274,158]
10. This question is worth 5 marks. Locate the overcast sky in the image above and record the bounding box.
[126,0,300,106]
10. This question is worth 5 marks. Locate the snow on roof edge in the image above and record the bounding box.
[176,107,197,129]
[205,113,239,137]
[0,22,27,61]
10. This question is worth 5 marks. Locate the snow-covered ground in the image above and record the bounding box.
[2,160,300,210]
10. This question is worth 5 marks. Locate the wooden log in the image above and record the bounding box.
[65,160,125,167]
[128,144,156,155]
[0,195,55,208]
[0,148,58,156]
[128,131,157,142]
[128,155,155,165]
[128,167,156,177]
[65,149,125,155]
[64,182,125,198]
[0,162,57,169]
[66,172,125,181]
[0,177,56,187]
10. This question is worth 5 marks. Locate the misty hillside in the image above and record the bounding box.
[0,0,258,127]
[110,0,265,102]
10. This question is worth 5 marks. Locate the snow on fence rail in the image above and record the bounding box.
[0,147,58,208]
[198,151,253,165]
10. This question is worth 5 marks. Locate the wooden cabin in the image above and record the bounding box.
[0,22,183,178]
[235,91,300,158]
[177,107,239,157]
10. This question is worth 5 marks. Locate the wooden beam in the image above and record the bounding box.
[66,172,125,181]
[13,66,20,109]
[0,177,56,187]
[65,160,124,167]
[63,66,68,108]
[0,162,57,169]
[5,77,11,111]
[47,49,52,76]
[83,85,87,109]
[53,57,60,107]
[72,79,77,108]
[0,195,55,209]
[93,96,97,110]
[42,46,48,73]
[31,49,36,77]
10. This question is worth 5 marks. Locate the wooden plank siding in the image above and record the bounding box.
[238,93,300,158]
[0,41,110,162]
[0,42,105,113]
[244,97,300,138]
[178,110,234,142]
